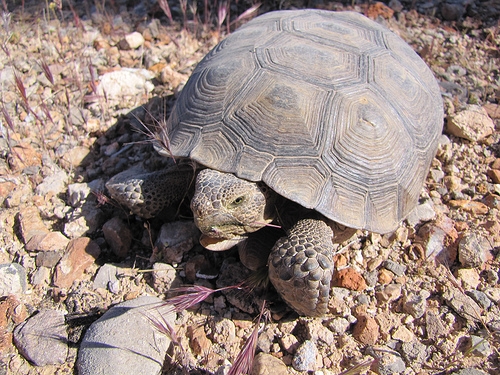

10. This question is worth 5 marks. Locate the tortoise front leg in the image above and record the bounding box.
[268,219,334,316]
[106,165,195,219]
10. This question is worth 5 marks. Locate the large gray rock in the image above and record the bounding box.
[77,296,174,375]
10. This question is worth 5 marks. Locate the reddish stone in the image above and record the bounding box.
[333,268,367,291]
[378,269,394,285]
[18,206,48,243]
[487,169,500,184]
[448,200,489,215]
[25,232,70,252]
[0,182,15,199]
[187,325,211,356]
[366,2,394,19]
[353,313,379,345]
[102,217,132,258]
[8,142,42,172]
[483,194,500,210]
[53,237,101,289]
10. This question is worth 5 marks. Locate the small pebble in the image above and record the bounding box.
[93,263,119,291]
[456,268,480,289]
[375,352,406,375]
[292,340,318,372]
[392,325,414,342]
[251,353,288,375]
[383,260,407,276]
[401,339,428,368]
[468,335,491,357]
[458,233,488,268]
[34,170,68,196]
[402,291,429,319]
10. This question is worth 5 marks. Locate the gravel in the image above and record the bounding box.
[0,1,498,374]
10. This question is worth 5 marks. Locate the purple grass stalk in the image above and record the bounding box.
[253,221,281,229]
[14,72,28,105]
[337,358,377,375]
[179,0,188,30]
[189,1,198,32]
[88,64,98,94]
[40,101,54,124]
[166,284,245,313]
[230,3,261,26]
[157,0,174,24]
[227,301,266,375]
[66,0,82,29]
[217,1,227,38]
[226,0,230,34]
[40,60,54,85]
[145,310,183,349]
[1,107,15,132]
[204,0,209,27]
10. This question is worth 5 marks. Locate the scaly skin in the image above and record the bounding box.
[107,167,335,316]
[191,169,277,250]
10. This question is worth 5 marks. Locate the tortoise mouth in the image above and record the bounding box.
[199,234,247,251]
[194,214,267,239]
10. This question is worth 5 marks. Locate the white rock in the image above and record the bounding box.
[446,105,495,141]
[35,170,68,196]
[0,263,27,296]
[96,68,155,106]
[119,31,145,50]
[406,201,436,226]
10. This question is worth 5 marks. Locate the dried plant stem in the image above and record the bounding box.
[227,300,267,375]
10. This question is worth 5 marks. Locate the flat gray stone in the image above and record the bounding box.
[13,309,68,366]
[77,296,174,375]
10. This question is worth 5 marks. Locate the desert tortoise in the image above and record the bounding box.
[107,9,443,316]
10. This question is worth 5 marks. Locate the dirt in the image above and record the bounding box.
[0,0,499,374]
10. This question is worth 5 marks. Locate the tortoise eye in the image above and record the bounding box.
[232,196,244,206]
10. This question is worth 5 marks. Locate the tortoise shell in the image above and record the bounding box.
[162,9,443,233]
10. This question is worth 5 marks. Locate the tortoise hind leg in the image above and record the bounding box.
[268,219,334,316]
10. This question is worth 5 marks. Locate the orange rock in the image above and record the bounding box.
[454,221,469,232]
[18,206,48,243]
[378,268,394,284]
[448,200,489,215]
[333,253,348,268]
[8,142,42,172]
[491,158,500,170]
[483,103,500,119]
[0,182,15,200]
[365,2,394,19]
[333,268,367,291]
[187,325,211,356]
[25,232,70,252]
[53,237,101,289]
[353,313,379,345]
[483,193,500,210]
[487,169,500,184]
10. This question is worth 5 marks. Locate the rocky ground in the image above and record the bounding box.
[0,0,499,374]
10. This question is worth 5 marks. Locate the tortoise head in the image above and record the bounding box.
[191,169,276,250]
